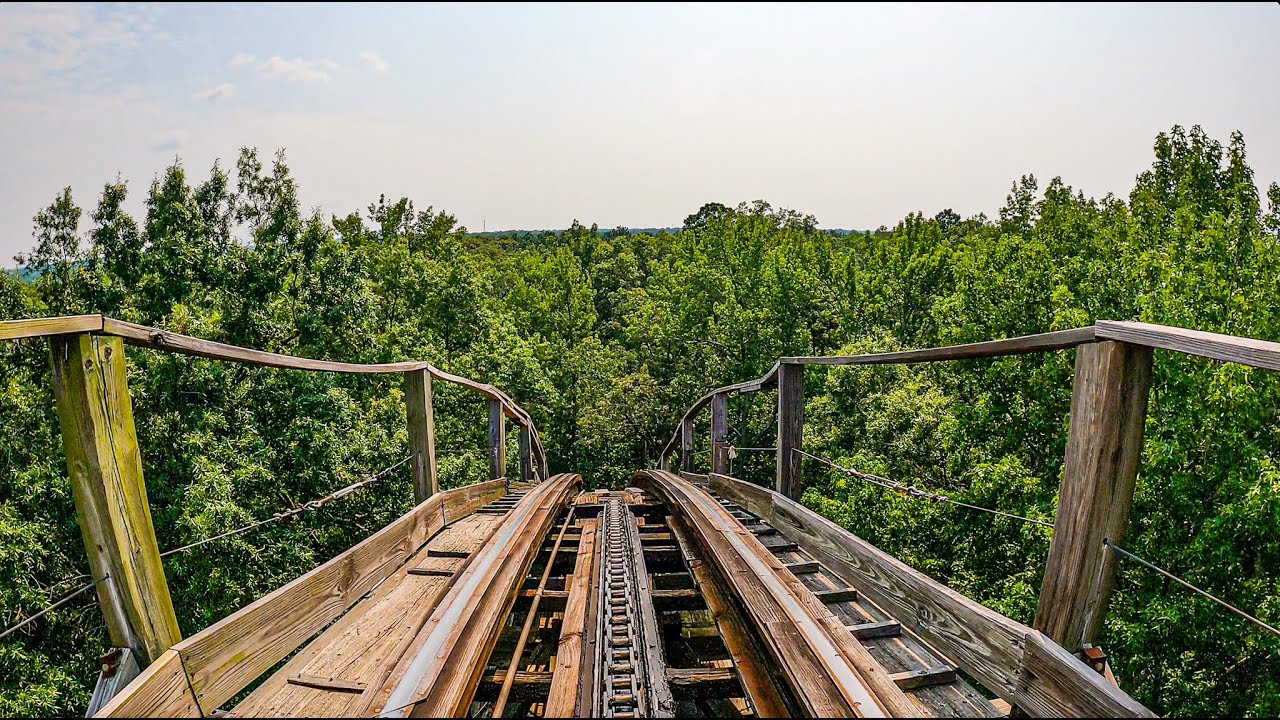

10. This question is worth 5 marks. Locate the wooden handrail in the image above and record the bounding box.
[0,314,547,467]
[780,326,1097,365]
[0,313,105,340]
[659,320,1280,465]
[1096,320,1280,372]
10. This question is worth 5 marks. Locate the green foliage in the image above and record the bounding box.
[1,126,1278,716]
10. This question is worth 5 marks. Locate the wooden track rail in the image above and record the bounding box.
[701,472,1154,718]
[379,473,581,718]
[639,470,908,718]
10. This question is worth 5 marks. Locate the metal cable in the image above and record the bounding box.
[160,454,413,559]
[1104,539,1280,640]
[794,448,1055,529]
[0,574,109,642]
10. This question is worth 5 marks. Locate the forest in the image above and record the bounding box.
[1,124,1278,717]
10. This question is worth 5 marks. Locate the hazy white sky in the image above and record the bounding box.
[1,2,1278,260]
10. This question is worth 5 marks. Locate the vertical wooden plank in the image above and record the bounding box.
[49,334,181,665]
[680,416,695,473]
[488,398,507,481]
[544,518,598,718]
[776,362,805,499]
[404,369,438,503]
[710,392,729,476]
[518,425,533,484]
[1033,340,1152,651]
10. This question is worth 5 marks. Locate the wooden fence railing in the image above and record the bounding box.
[659,319,1280,712]
[0,314,550,708]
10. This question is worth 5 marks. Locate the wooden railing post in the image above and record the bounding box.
[776,362,805,498]
[518,425,534,483]
[49,334,181,665]
[710,392,729,475]
[488,398,507,481]
[680,416,694,473]
[1033,340,1152,652]
[405,369,438,502]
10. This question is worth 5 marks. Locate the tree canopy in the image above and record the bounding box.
[2,126,1279,716]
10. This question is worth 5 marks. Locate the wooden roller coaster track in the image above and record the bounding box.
[3,314,1279,717]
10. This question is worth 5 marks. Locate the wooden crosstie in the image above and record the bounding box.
[4,314,1279,717]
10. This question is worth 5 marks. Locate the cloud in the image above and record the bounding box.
[229,52,255,68]
[191,82,235,102]
[0,3,161,95]
[359,50,389,73]
[154,128,189,152]
[254,56,336,83]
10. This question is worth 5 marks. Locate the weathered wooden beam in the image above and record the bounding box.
[847,620,902,640]
[95,648,200,717]
[103,318,428,374]
[545,518,598,718]
[710,391,729,475]
[680,415,695,473]
[50,334,181,665]
[1095,319,1280,372]
[784,560,822,575]
[404,369,438,503]
[0,313,103,341]
[891,665,957,691]
[1034,340,1152,652]
[814,587,859,604]
[517,425,533,483]
[286,674,367,693]
[782,326,1097,366]
[775,362,804,498]
[488,398,506,481]
[665,667,741,697]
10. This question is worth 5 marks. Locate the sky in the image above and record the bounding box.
[1,2,1278,260]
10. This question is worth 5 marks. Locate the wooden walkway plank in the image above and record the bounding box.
[229,503,509,717]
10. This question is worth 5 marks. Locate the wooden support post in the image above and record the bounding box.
[488,398,507,481]
[680,416,695,473]
[710,392,729,475]
[776,362,805,498]
[49,334,181,665]
[405,369,438,503]
[518,425,534,483]
[1034,340,1152,652]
